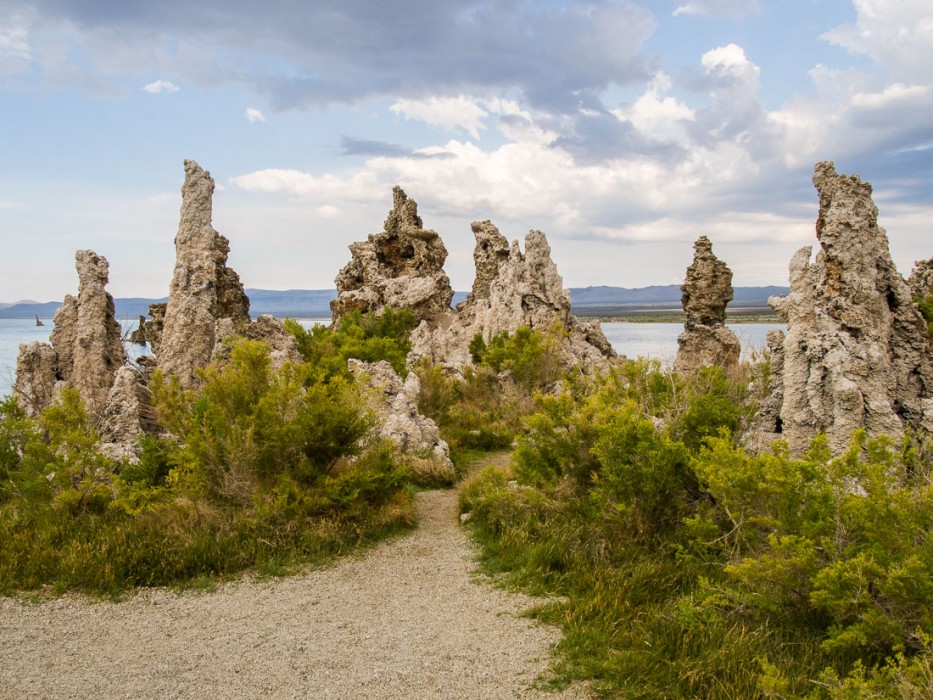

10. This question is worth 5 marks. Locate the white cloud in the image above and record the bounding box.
[0,26,30,56]
[143,79,179,94]
[702,44,759,81]
[851,83,931,109]
[673,0,760,17]
[245,107,266,124]
[316,204,340,218]
[390,96,489,140]
[613,72,695,145]
[0,25,32,75]
[822,0,933,83]
[230,169,383,204]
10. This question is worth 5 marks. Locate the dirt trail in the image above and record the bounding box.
[0,488,586,699]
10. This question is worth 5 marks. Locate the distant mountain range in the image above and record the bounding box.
[0,285,789,320]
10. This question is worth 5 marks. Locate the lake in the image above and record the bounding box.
[0,318,784,399]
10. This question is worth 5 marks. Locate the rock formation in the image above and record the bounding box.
[212,315,302,371]
[137,303,166,354]
[100,366,159,461]
[348,359,455,482]
[749,162,933,456]
[410,222,616,372]
[674,236,740,373]
[13,250,127,418]
[908,257,933,302]
[12,342,58,416]
[331,187,454,324]
[157,160,250,388]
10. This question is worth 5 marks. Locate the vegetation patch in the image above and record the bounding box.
[459,357,933,698]
[0,311,423,597]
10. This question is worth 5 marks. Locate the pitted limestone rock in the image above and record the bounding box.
[157,160,250,388]
[674,236,740,373]
[755,162,933,456]
[331,187,453,324]
[411,223,616,373]
[348,359,455,482]
[13,250,126,418]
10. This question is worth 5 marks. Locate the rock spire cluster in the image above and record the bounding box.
[331,190,615,373]
[14,250,127,418]
[748,162,933,455]
[12,159,931,467]
[674,236,740,374]
[434,223,615,371]
[331,186,454,324]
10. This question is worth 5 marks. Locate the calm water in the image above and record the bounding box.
[0,319,784,399]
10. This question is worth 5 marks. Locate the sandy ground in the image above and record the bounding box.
[0,488,587,699]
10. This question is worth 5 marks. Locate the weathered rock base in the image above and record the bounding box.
[349,359,455,483]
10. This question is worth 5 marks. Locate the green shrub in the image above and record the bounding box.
[469,324,562,392]
[917,289,933,339]
[694,431,933,670]
[285,307,417,377]
[0,337,417,596]
[150,340,371,501]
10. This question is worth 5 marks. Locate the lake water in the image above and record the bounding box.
[0,318,784,399]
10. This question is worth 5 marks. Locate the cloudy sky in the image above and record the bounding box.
[1,0,931,302]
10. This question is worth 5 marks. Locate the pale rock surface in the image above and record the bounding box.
[48,295,78,383]
[100,366,159,461]
[331,187,453,324]
[212,315,302,371]
[13,250,126,418]
[11,342,59,417]
[158,160,250,388]
[348,359,455,482]
[411,223,616,373]
[743,329,787,452]
[674,236,740,373]
[756,162,933,456]
[70,250,127,416]
[908,257,933,301]
[137,303,166,355]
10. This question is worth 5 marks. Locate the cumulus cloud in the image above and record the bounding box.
[390,96,488,139]
[822,0,933,82]
[143,79,179,94]
[245,107,266,123]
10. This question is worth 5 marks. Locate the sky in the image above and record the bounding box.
[1,0,931,302]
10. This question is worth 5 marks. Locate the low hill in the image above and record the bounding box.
[0,286,788,320]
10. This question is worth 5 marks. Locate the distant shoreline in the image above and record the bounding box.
[575,305,780,324]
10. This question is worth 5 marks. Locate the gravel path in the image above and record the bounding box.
[0,489,586,699]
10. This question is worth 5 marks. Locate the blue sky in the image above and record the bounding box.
[1,0,931,302]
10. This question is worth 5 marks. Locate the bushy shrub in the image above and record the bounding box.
[0,337,417,595]
[694,431,933,665]
[469,324,562,392]
[285,307,417,377]
[418,325,565,455]
[150,340,372,501]
[460,352,933,696]
[917,288,933,339]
